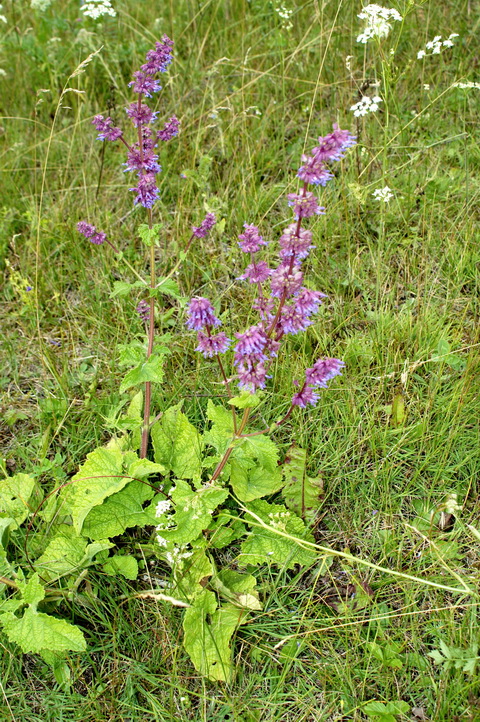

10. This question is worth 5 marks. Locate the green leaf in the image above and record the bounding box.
[20,573,45,609]
[172,543,213,601]
[151,403,203,480]
[151,277,183,300]
[68,447,127,534]
[120,354,165,393]
[103,555,138,580]
[0,474,37,528]
[241,435,279,472]
[282,445,323,522]
[211,570,262,610]
[109,280,146,298]
[0,517,14,547]
[82,479,156,541]
[0,607,86,654]
[203,400,234,457]
[228,391,263,409]
[183,590,244,682]
[138,223,162,247]
[238,499,316,569]
[229,458,283,502]
[118,342,146,368]
[126,456,166,479]
[160,480,228,545]
[34,526,87,581]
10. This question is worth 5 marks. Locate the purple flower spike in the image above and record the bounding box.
[196,331,231,358]
[237,361,268,392]
[312,124,356,163]
[126,102,158,128]
[77,221,95,238]
[292,386,320,408]
[130,172,159,208]
[297,155,334,186]
[287,192,325,219]
[238,224,267,253]
[137,300,150,322]
[92,115,123,142]
[192,212,216,238]
[239,261,271,284]
[128,71,162,97]
[295,288,327,315]
[270,263,303,298]
[77,221,106,245]
[141,35,174,75]
[234,325,268,358]
[278,225,314,263]
[124,145,161,174]
[158,115,180,141]
[186,297,221,330]
[305,357,345,388]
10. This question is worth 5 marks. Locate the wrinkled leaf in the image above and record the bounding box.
[0,607,86,654]
[151,403,203,479]
[282,445,323,522]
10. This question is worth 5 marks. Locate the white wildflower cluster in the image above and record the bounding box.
[372,186,394,203]
[350,95,382,117]
[155,499,171,517]
[417,34,459,59]
[356,4,402,44]
[81,0,116,20]
[273,2,293,31]
[453,81,480,90]
[31,0,52,10]
[0,4,7,23]
[164,545,193,568]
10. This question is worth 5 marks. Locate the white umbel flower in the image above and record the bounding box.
[417,33,459,59]
[350,95,382,117]
[81,0,116,20]
[372,186,394,203]
[31,0,53,10]
[356,4,402,43]
[453,81,480,89]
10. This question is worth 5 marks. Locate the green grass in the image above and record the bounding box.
[1,0,479,719]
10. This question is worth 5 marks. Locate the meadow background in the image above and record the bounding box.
[0,0,479,719]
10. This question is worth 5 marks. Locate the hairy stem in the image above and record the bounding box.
[140,209,156,458]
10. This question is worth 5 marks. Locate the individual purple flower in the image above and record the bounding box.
[137,300,150,322]
[270,263,303,298]
[130,172,159,208]
[239,261,271,284]
[305,357,345,388]
[237,361,268,392]
[92,115,123,142]
[278,225,314,263]
[158,115,180,141]
[141,35,174,75]
[124,145,161,174]
[77,221,95,238]
[253,296,275,321]
[312,124,356,163]
[297,155,334,186]
[234,325,268,359]
[192,212,216,238]
[295,288,327,315]
[291,385,320,408]
[196,331,231,358]
[77,221,106,245]
[125,102,158,127]
[237,224,267,253]
[278,305,314,335]
[128,71,162,97]
[186,297,221,330]
[287,191,325,219]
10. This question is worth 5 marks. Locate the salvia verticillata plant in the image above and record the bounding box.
[8,33,470,684]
